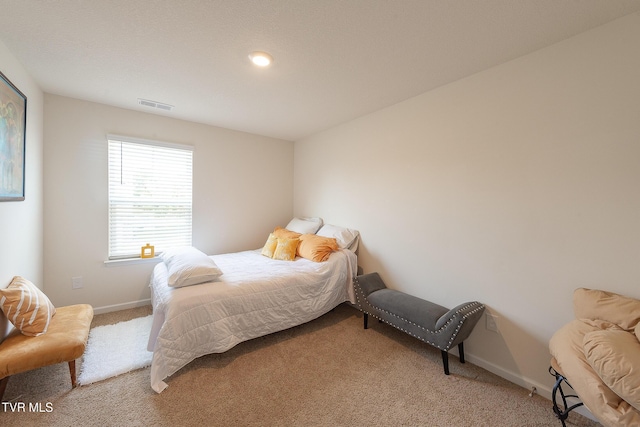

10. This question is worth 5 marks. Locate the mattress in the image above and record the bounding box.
[147,248,357,393]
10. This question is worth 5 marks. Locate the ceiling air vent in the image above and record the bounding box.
[137,98,174,111]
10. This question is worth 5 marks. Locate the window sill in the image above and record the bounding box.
[104,256,162,267]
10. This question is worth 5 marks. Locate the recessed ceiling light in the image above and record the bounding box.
[249,51,273,67]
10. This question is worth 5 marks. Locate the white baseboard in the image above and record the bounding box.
[92,298,151,315]
[464,353,598,422]
[464,353,552,398]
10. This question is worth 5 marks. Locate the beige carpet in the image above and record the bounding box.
[1,304,599,427]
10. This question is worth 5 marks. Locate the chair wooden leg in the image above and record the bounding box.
[458,342,465,363]
[0,376,9,402]
[364,313,368,329]
[0,361,78,402]
[68,360,77,388]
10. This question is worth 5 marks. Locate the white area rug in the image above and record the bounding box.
[78,315,153,385]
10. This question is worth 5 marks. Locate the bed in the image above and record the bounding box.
[146,218,359,393]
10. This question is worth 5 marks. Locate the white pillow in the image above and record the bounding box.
[285,217,323,234]
[161,246,223,288]
[316,224,359,250]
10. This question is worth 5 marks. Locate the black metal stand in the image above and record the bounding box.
[549,366,583,427]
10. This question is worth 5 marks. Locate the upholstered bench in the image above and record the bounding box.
[0,304,94,401]
[354,272,485,375]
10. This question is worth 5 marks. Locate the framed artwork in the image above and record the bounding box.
[0,70,27,201]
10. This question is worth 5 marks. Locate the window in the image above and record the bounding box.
[108,136,193,259]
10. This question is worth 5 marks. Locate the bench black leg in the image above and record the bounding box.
[364,313,368,329]
[441,343,466,375]
[441,350,450,375]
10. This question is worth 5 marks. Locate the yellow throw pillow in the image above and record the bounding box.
[0,276,57,336]
[583,329,640,412]
[261,233,278,258]
[297,234,339,262]
[273,237,300,261]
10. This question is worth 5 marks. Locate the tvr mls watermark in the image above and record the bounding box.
[2,402,53,413]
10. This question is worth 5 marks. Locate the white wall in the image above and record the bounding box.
[294,13,640,398]
[44,95,293,312]
[0,40,44,337]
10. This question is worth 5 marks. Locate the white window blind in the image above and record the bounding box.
[108,136,193,259]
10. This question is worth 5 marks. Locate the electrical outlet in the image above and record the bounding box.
[486,313,498,333]
[71,276,83,290]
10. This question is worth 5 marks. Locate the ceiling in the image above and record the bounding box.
[1,1,639,141]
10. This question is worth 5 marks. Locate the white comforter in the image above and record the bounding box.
[147,248,357,393]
